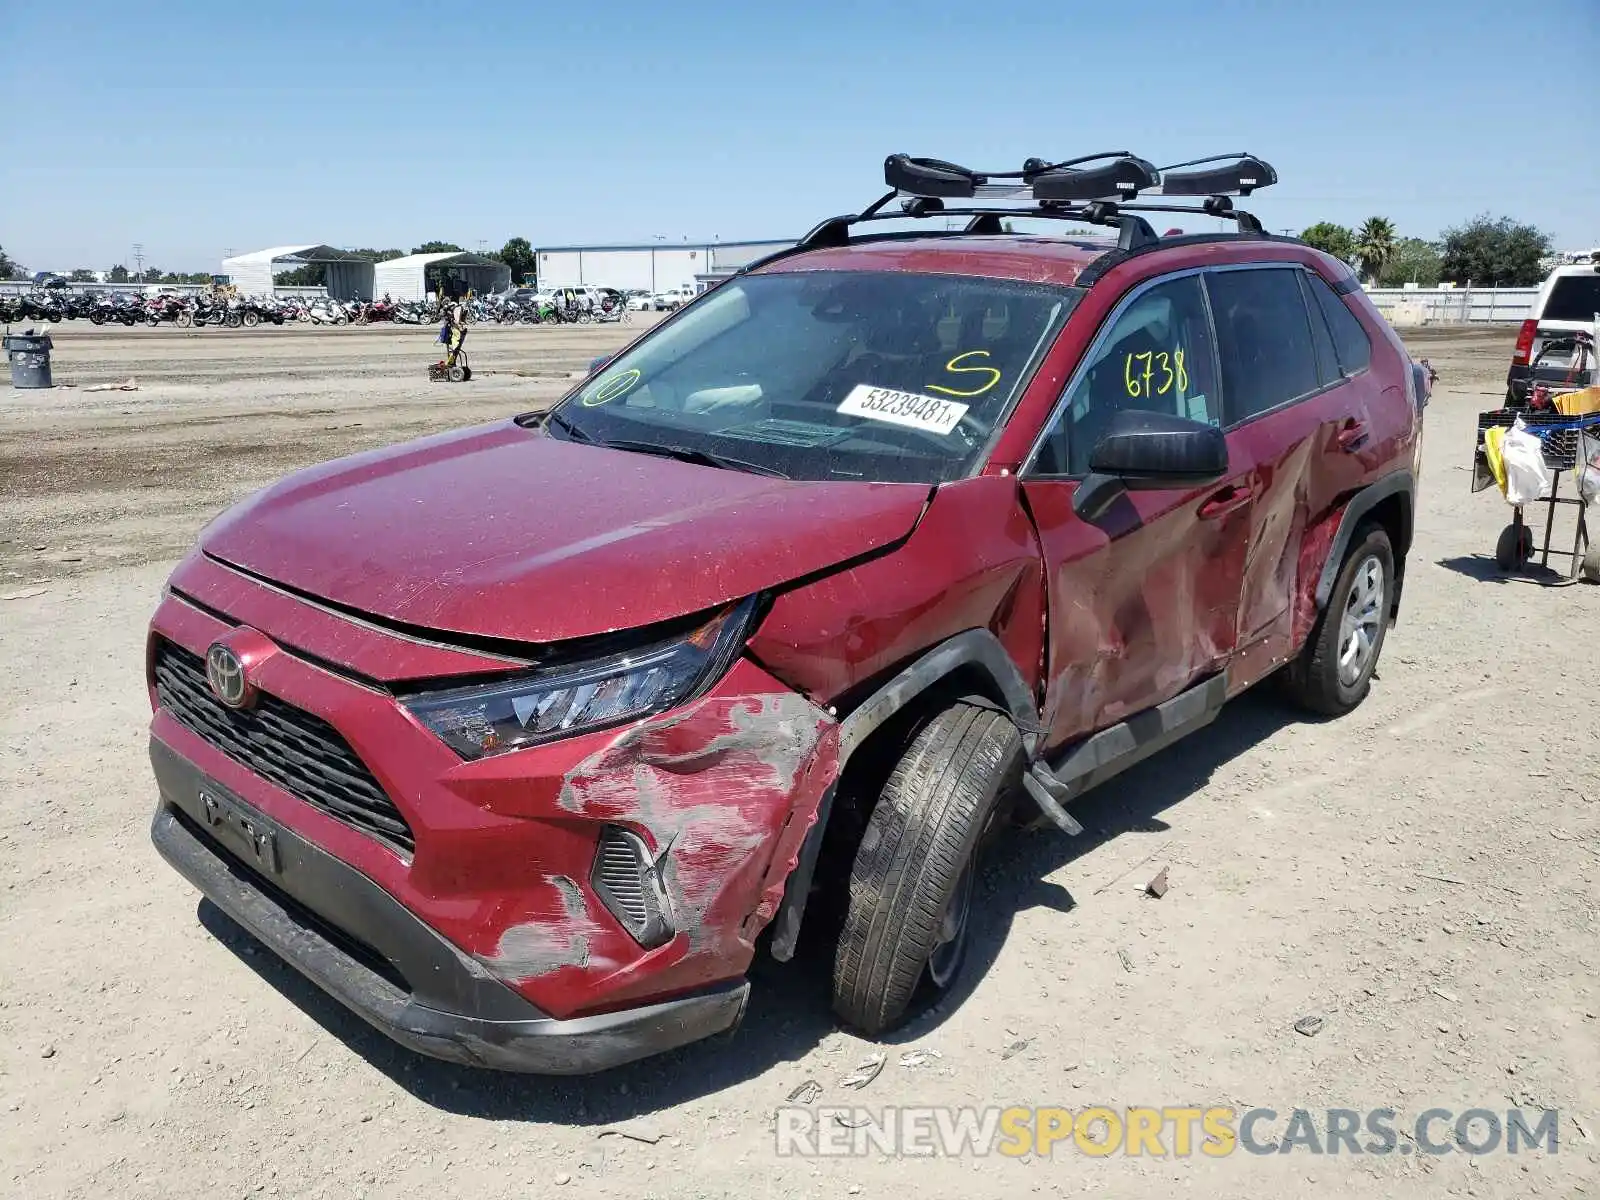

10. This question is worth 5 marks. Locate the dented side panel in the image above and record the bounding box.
[747,475,1047,706]
[1020,478,1249,753]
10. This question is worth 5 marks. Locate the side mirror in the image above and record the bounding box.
[1088,409,1228,486]
[1073,410,1228,522]
[588,354,611,376]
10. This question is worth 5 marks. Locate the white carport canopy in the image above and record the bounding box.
[372,252,511,302]
[220,245,376,300]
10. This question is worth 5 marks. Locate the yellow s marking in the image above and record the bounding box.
[927,350,1002,398]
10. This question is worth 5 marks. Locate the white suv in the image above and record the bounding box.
[1507,257,1600,405]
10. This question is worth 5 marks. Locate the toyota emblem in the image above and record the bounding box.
[206,643,252,709]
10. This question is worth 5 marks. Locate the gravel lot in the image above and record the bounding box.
[2,322,1596,1200]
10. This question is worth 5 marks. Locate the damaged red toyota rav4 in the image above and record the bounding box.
[148,152,1429,1073]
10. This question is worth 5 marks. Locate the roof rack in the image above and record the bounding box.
[767,151,1279,264]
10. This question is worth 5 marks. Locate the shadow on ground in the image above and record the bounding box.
[199,690,1299,1123]
[1435,555,1575,585]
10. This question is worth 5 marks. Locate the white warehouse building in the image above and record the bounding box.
[534,239,793,293]
[373,251,510,302]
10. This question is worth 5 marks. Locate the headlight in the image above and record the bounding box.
[401,598,758,760]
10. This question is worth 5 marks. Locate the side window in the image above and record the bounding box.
[1032,274,1220,476]
[1208,267,1320,423]
[1299,272,1342,388]
[1305,272,1373,377]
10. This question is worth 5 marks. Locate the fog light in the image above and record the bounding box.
[591,826,674,948]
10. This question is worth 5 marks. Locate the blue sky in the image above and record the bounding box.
[2,0,1596,273]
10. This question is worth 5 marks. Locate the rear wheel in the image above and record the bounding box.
[832,701,1022,1034]
[446,363,467,382]
[1283,525,1394,715]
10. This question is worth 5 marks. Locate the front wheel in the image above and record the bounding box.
[242,310,260,328]
[175,311,193,329]
[1282,525,1395,715]
[832,701,1023,1035]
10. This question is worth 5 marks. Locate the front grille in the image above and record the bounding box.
[153,639,415,857]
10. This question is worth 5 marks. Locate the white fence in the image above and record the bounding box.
[1363,286,1537,325]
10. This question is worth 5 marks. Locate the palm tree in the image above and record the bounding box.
[1354,217,1397,285]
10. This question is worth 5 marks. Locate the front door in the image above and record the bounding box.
[1021,272,1253,753]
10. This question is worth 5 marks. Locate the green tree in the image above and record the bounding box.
[0,245,24,279]
[69,268,97,282]
[1378,238,1443,288]
[1354,217,1397,284]
[274,264,326,286]
[495,236,535,285]
[411,241,464,254]
[350,247,405,262]
[140,266,165,284]
[107,264,130,283]
[1439,214,1552,287]
[1300,222,1355,265]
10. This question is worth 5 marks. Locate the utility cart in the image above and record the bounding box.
[1473,396,1600,578]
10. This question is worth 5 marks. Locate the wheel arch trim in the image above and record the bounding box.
[1313,468,1413,612]
[766,629,1038,962]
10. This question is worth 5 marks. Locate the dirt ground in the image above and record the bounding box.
[1,322,1596,1200]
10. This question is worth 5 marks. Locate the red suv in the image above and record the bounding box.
[148,153,1427,1073]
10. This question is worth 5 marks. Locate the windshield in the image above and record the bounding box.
[548,270,1078,482]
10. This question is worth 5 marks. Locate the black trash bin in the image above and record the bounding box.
[4,332,54,388]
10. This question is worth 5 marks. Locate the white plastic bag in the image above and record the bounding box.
[1501,419,1551,506]
[1576,431,1600,504]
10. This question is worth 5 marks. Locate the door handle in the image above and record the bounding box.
[1198,484,1251,520]
[1337,419,1370,451]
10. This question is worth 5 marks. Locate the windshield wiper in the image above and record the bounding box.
[544,409,592,442]
[592,439,790,479]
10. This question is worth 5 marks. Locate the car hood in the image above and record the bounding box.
[201,420,929,645]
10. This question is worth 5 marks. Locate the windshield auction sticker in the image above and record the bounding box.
[838,384,969,435]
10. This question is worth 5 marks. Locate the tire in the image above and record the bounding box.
[89,312,105,326]
[242,310,260,328]
[1283,525,1395,716]
[334,312,348,326]
[1494,523,1534,572]
[446,363,467,382]
[832,701,1023,1035]
[175,311,193,329]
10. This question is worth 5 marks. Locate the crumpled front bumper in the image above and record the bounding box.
[150,739,748,1074]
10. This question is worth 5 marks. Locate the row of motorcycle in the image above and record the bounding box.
[1,289,629,330]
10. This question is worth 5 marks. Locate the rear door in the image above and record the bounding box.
[1204,264,1386,691]
[1021,270,1253,750]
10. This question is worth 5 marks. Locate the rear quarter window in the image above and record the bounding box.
[1305,272,1372,377]
[1543,274,1600,323]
